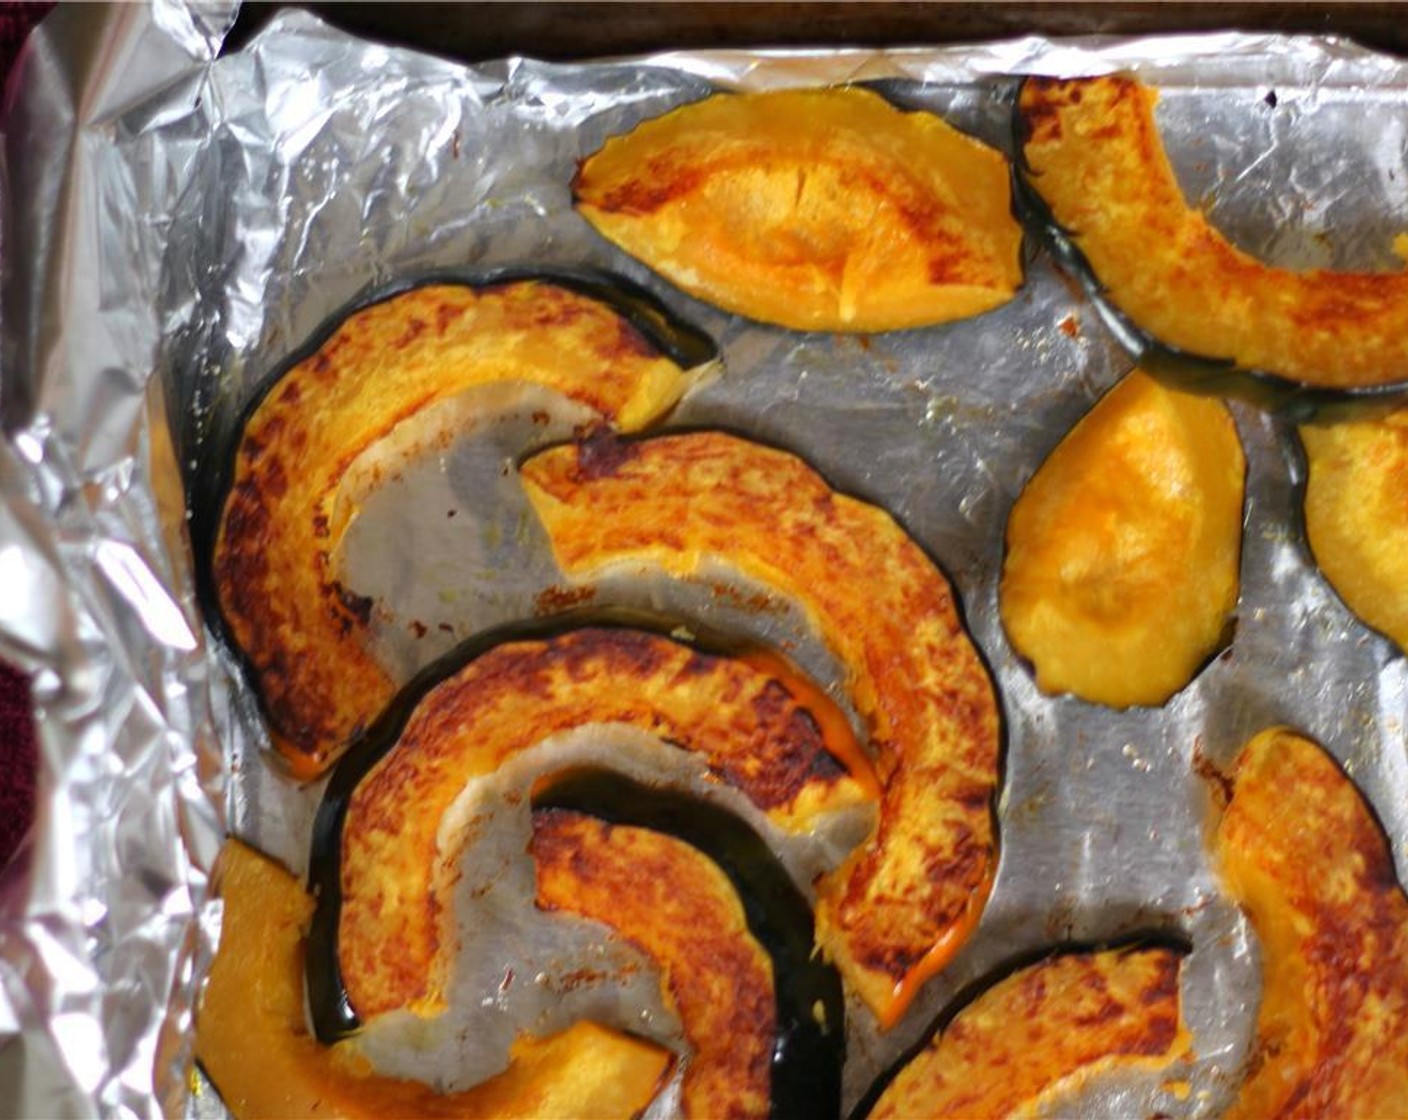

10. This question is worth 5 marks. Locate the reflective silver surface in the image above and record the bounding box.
[2,6,1406,1116]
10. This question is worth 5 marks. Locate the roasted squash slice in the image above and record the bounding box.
[532,809,774,1120]
[1018,75,1408,400]
[1000,369,1244,707]
[328,626,873,1023]
[1300,410,1408,653]
[575,87,1023,332]
[520,431,1002,1028]
[194,839,672,1120]
[208,272,711,779]
[867,945,1188,1119]
[532,769,846,1120]
[1215,728,1408,1118]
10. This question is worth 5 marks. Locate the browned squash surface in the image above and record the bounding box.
[213,281,697,779]
[1301,411,1408,652]
[533,809,775,1120]
[520,431,1001,1028]
[575,87,1023,332]
[194,839,672,1119]
[341,627,874,1020]
[1019,75,1408,388]
[869,946,1187,1119]
[1215,728,1408,1119]
[1000,369,1244,707]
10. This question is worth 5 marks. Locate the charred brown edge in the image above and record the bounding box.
[848,932,1193,1120]
[574,77,1029,336]
[187,263,719,760]
[1009,75,1408,421]
[994,363,1248,707]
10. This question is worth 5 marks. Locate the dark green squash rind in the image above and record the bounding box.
[1009,77,1408,421]
[188,265,718,769]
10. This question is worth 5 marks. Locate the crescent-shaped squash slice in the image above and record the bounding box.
[574,87,1023,332]
[336,627,874,1022]
[1215,727,1408,1118]
[211,275,709,779]
[520,432,1002,1028]
[195,839,672,1120]
[1000,369,1244,707]
[1300,411,1408,652]
[532,809,774,1120]
[868,945,1188,1119]
[1018,75,1408,397]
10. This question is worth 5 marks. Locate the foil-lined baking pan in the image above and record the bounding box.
[2,5,1406,1116]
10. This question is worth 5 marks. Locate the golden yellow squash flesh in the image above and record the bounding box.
[868,945,1188,1119]
[1000,370,1244,707]
[194,840,672,1119]
[1215,728,1408,1119]
[575,87,1023,332]
[532,810,775,1120]
[340,627,874,1021]
[1301,411,1408,652]
[212,280,699,779]
[520,431,1001,1028]
[1019,75,1408,390]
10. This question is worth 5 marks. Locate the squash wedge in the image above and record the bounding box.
[328,626,873,1024]
[209,272,711,779]
[1017,75,1408,403]
[532,809,774,1120]
[532,769,845,1120]
[194,839,672,1120]
[1000,369,1244,707]
[1215,728,1408,1118]
[867,945,1188,1119]
[520,431,1001,1028]
[1300,410,1408,653]
[575,87,1023,332]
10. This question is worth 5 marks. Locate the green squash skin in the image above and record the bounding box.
[188,265,719,769]
[304,608,846,1120]
[1009,78,1408,422]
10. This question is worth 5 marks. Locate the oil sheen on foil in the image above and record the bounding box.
[1,4,1407,1117]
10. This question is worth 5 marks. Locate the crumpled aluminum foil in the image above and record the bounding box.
[3,4,1407,1117]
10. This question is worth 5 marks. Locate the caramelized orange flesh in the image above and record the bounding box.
[340,627,874,1019]
[575,87,1023,332]
[870,946,1188,1119]
[213,281,696,778]
[194,840,671,1120]
[1215,728,1408,1118]
[521,432,1001,1027]
[1020,75,1408,388]
[1301,410,1408,653]
[1001,369,1244,707]
[533,810,775,1120]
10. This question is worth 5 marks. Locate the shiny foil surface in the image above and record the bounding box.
[2,4,1407,1117]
